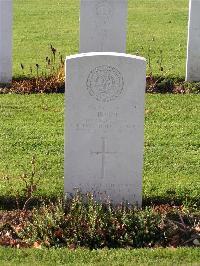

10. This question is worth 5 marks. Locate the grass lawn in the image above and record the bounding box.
[0,247,200,266]
[0,94,199,205]
[1,0,199,260]
[14,0,188,78]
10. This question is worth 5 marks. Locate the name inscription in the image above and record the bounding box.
[73,183,135,194]
[75,111,135,131]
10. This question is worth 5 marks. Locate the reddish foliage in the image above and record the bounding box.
[0,204,199,249]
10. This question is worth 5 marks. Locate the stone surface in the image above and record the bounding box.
[80,0,127,53]
[0,0,12,84]
[186,0,200,81]
[65,52,146,206]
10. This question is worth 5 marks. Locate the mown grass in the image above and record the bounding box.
[1,0,199,260]
[0,94,64,199]
[0,247,200,266]
[14,0,188,78]
[0,94,199,205]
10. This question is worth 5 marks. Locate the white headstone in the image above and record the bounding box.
[65,52,146,206]
[186,0,200,81]
[80,0,127,53]
[0,0,12,84]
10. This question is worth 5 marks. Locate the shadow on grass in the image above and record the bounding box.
[0,196,60,210]
[0,195,199,210]
[143,196,200,208]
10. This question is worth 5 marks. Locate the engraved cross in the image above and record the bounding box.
[91,137,117,179]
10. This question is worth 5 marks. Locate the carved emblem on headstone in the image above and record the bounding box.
[86,65,124,102]
[96,0,112,24]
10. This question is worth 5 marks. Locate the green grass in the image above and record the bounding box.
[13,0,188,78]
[0,94,64,198]
[144,94,200,203]
[0,247,200,266]
[1,0,200,259]
[0,94,199,204]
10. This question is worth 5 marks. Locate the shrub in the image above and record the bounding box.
[15,194,200,249]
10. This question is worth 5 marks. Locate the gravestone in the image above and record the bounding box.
[80,0,128,53]
[0,0,12,84]
[65,52,146,206]
[186,0,200,81]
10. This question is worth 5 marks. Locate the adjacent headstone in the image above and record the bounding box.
[80,0,128,53]
[65,52,146,206]
[0,0,12,84]
[186,0,200,81]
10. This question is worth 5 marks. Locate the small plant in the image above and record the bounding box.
[0,192,199,249]
[19,201,64,248]
[17,194,200,249]
[6,45,65,94]
[1,43,200,94]
[1,156,41,210]
[20,156,41,210]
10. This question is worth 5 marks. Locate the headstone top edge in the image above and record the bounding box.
[66,52,146,62]
[80,0,128,5]
[80,0,128,2]
[0,0,12,2]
